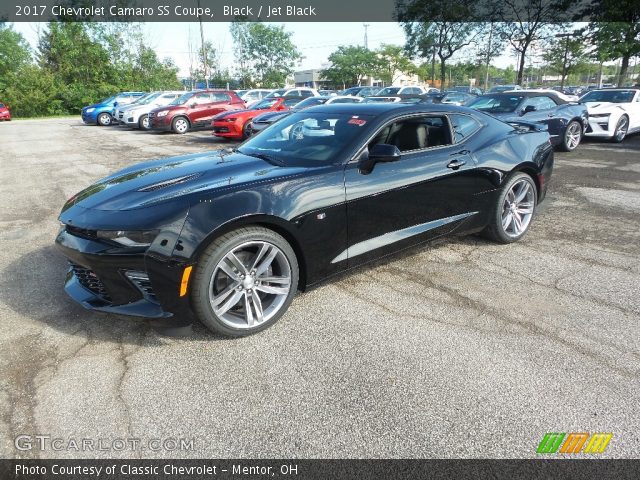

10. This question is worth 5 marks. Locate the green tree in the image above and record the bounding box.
[542,34,588,88]
[322,46,381,88]
[0,23,32,91]
[375,44,416,84]
[3,65,64,117]
[230,22,301,87]
[399,0,484,88]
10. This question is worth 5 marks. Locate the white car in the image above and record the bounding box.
[512,88,580,102]
[120,91,184,129]
[375,86,428,96]
[264,87,320,99]
[240,89,272,107]
[580,88,640,142]
[113,93,155,124]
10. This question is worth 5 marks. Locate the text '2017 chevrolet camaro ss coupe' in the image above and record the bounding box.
[56,103,554,336]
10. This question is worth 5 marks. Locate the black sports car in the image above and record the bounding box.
[56,103,554,336]
[468,92,589,151]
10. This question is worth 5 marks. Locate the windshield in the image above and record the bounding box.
[170,92,194,105]
[99,95,117,105]
[237,112,374,167]
[292,98,327,110]
[251,98,279,110]
[580,90,635,103]
[265,89,287,98]
[135,92,162,105]
[377,87,400,96]
[469,95,523,113]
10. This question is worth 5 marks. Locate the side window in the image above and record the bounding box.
[211,93,231,102]
[369,115,452,153]
[536,96,557,110]
[194,93,211,104]
[299,89,314,98]
[449,114,481,143]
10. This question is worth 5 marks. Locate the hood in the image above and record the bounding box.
[253,111,290,123]
[213,108,260,120]
[584,102,626,114]
[61,150,305,213]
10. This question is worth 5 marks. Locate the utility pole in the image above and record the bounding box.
[363,24,370,49]
[484,22,494,92]
[198,0,209,88]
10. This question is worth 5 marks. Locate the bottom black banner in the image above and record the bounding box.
[1,459,639,480]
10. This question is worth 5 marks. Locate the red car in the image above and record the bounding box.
[0,102,11,121]
[148,90,244,134]
[212,96,304,140]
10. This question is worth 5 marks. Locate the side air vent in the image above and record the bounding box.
[138,173,202,192]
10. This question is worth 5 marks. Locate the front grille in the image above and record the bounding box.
[66,225,97,239]
[213,126,229,133]
[124,271,158,303]
[70,263,111,301]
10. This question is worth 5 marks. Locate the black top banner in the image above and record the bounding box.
[1,0,639,22]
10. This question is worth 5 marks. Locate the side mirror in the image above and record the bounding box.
[190,102,198,108]
[359,144,401,174]
[522,105,537,115]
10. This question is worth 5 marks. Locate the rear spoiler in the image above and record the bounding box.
[506,120,548,132]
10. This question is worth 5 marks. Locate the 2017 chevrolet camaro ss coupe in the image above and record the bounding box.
[56,103,554,336]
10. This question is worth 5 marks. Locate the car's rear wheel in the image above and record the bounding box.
[172,116,190,134]
[139,114,150,130]
[191,226,299,337]
[612,115,628,143]
[560,120,582,151]
[482,172,537,244]
[97,112,112,126]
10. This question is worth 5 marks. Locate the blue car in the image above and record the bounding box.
[81,92,146,126]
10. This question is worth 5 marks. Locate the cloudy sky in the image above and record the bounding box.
[14,22,522,77]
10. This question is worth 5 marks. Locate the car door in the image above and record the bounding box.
[630,91,640,130]
[187,92,214,126]
[342,113,481,267]
[521,96,563,140]
[205,92,235,119]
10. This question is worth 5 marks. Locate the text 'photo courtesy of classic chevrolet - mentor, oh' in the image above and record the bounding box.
[55,102,554,336]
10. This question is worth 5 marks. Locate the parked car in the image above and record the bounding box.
[518,88,580,102]
[240,89,273,107]
[119,91,184,130]
[340,86,381,97]
[440,91,477,106]
[0,102,10,121]
[148,90,244,134]
[248,95,364,136]
[114,92,157,125]
[488,85,522,93]
[319,89,339,96]
[212,96,305,140]
[468,92,589,151]
[580,88,640,143]
[375,86,428,96]
[264,88,320,99]
[81,92,146,126]
[449,86,483,96]
[55,102,554,336]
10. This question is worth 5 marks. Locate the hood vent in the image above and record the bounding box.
[138,173,202,192]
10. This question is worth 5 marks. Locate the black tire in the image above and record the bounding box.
[559,120,582,152]
[242,121,252,139]
[97,112,112,126]
[482,172,538,244]
[139,114,150,130]
[171,116,190,134]
[612,115,628,143]
[191,226,299,337]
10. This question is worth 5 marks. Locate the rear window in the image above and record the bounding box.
[449,114,481,143]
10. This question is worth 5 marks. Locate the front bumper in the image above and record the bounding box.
[55,227,194,329]
[584,118,613,138]
[81,111,99,124]
[212,121,243,139]
[149,113,173,131]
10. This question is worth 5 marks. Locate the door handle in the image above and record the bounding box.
[447,159,466,170]
[450,149,470,156]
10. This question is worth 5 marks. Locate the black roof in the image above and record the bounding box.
[479,91,571,104]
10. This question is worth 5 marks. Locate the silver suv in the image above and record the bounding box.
[117,91,184,129]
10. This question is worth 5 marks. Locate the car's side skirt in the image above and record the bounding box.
[331,211,478,264]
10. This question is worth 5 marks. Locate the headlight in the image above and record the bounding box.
[156,110,169,117]
[86,108,95,113]
[96,230,159,247]
[590,113,610,118]
[223,118,237,122]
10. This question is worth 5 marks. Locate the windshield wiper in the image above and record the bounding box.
[241,151,285,166]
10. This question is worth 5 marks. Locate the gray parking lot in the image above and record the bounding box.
[1,118,639,459]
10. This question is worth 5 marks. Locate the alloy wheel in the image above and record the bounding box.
[564,122,581,150]
[615,116,628,142]
[208,241,292,329]
[141,115,149,129]
[501,179,535,238]
[98,113,111,126]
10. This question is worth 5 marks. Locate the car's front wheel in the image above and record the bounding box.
[612,115,628,143]
[560,120,582,151]
[139,114,150,130]
[97,112,112,126]
[191,226,299,336]
[482,172,537,244]
[172,116,190,134]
